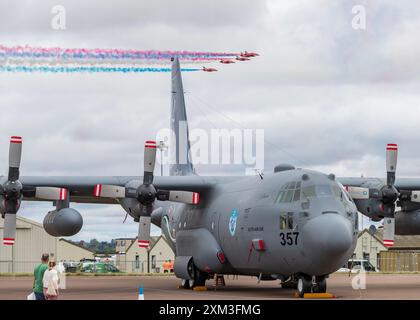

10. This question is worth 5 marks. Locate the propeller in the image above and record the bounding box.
[383,217,395,247]
[1,136,23,246]
[93,140,201,248]
[345,144,400,247]
[1,136,69,245]
[381,144,399,247]
[138,216,151,248]
[345,144,399,204]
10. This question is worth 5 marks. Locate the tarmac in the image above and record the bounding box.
[1,273,420,300]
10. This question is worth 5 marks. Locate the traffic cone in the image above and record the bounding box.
[138,287,144,300]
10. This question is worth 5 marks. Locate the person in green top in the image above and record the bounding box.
[33,253,49,300]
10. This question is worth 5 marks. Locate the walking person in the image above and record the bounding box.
[33,253,49,300]
[43,260,60,300]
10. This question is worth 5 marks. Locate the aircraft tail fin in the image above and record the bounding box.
[169,58,194,176]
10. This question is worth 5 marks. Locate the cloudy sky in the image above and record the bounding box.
[1,0,420,240]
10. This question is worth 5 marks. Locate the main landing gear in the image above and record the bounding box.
[180,261,209,289]
[296,275,327,298]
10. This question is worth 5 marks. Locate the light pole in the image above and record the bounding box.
[157,140,168,176]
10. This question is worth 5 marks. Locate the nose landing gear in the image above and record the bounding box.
[297,275,327,298]
[313,276,327,294]
[297,276,312,297]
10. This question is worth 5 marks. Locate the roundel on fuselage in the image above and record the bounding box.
[229,208,238,236]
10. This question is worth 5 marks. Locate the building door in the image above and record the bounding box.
[135,255,140,270]
[151,255,156,270]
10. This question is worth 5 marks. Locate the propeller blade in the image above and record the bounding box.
[138,216,151,248]
[35,187,68,201]
[383,217,395,247]
[3,213,16,245]
[386,143,398,186]
[8,136,22,181]
[143,141,157,185]
[345,186,369,200]
[93,184,126,198]
[156,190,200,204]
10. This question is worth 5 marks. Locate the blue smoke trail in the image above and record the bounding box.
[0,66,200,73]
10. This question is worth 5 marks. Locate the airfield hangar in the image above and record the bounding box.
[0,216,94,273]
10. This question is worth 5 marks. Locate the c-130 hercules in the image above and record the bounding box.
[2,58,420,297]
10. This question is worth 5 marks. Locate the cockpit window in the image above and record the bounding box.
[293,188,301,201]
[284,190,294,202]
[301,185,316,198]
[332,185,341,198]
[276,181,301,203]
[301,184,353,202]
[316,185,332,197]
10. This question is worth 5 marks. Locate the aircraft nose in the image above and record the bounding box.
[303,213,354,257]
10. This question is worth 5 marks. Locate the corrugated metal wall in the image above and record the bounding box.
[1,219,57,273]
[57,240,94,261]
[1,217,92,273]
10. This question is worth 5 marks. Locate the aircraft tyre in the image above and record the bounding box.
[297,276,312,298]
[189,268,207,288]
[313,277,327,293]
[181,279,191,289]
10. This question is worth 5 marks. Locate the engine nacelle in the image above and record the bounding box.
[395,210,420,235]
[43,208,83,237]
[354,199,384,221]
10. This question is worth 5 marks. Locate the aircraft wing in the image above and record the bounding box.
[1,175,217,204]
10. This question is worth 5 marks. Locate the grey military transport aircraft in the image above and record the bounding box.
[2,58,420,297]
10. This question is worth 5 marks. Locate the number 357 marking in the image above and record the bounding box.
[279,232,299,245]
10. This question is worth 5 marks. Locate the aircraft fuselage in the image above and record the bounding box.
[155,168,358,280]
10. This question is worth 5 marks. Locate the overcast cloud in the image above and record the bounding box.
[1,1,420,240]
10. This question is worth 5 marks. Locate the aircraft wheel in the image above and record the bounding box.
[313,277,327,293]
[188,268,207,288]
[181,279,190,289]
[297,276,312,298]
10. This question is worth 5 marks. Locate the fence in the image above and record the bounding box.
[115,260,173,273]
[378,252,420,272]
[0,260,173,274]
[4,256,420,274]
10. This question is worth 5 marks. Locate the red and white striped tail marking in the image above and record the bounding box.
[3,238,15,245]
[10,136,22,144]
[383,239,394,247]
[59,188,68,201]
[138,240,150,248]
[145,140,157,148]
[93,184,102,197]
[386,144,398,151]
[192,192,200,204]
